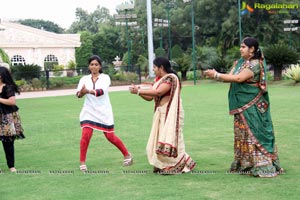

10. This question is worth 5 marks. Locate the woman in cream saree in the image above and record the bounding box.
[130,56,196,174]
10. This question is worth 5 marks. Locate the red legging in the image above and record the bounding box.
[80,127,129,162]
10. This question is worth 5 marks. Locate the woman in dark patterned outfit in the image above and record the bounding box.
[0,66,25,172]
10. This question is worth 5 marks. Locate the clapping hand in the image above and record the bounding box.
[77,85,89,98]
[129,84,139,94]
[204,69,217,79]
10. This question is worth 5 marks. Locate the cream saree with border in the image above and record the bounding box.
[146,74,196,174]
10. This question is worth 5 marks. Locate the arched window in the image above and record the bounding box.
[11,55,26,66]
[44,54,58,70]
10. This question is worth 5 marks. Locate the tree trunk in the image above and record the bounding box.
[273,65,283,81]
[181,71,187,81]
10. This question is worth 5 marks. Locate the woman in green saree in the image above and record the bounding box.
[129,56,196,174]
[205,37,284,177]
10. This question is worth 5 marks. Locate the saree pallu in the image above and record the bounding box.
[228,58,282,177]
[146,74,196,174]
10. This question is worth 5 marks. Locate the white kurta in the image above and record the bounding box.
[77,73,114,133]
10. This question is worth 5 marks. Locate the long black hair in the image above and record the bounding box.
[153,56,181,87]
[242,37,263,60]
[0,66,20,94]
[88,55,103,73]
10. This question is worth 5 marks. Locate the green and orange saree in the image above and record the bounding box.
[228,58,282,177]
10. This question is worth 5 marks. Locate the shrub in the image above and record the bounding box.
[125,72,138,82]
[60,76,83,85]
[103,66,117,79]
[31,78,43,89]
[15,79,31,91]
[264,43,300,81]
[15,79,27,87]
[186,70,202,81]
[210,58,230,73]
[11,64,42,81]
[284,64,300,83]
[112,71,138,82]
[49,78,65,88]
[44,61,58,70]
[266,71,274,81]
[52,64,64,77]
[67,60,76,70]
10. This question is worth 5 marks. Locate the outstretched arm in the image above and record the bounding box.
[76,84,89,98]
[129,83,171,100]
[204,68,253,83]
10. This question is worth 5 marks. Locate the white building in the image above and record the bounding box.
[0,20,81,69]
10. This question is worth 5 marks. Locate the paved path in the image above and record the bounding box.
[16,85,131,99]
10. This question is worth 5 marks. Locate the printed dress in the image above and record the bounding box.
[0,85,25,142]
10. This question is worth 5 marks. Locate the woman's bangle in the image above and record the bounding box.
[137,89,141,96]
[214,72,218,79]
[214,72,221,80]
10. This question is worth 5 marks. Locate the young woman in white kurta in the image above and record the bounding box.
[76,55,132,171]
[77,73,114,131]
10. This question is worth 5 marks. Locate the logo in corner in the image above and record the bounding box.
[241,1,254,15]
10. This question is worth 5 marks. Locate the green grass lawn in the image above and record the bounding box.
[0,80,299,200]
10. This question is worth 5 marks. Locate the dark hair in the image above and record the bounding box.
[0,66,20,94]
[153,56,181,87]
[88,55,103,73]
[242,37,262,60]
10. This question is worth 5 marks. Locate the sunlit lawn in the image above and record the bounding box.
[0,80,299,200]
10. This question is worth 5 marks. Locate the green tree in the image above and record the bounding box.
[264,43,300,81]
[68,6,111,34]
[210,58,230,73]
[155,47,166,57]
[121,52,129,69]
[196,46,219,70]
[171,45,183,59]
[173,53,191,81]
[75,31,93,69]
[62,0,299,77]
[92,24,123,63]
[18,19,64,33]
[136,55,149,78]
[224,46,240,67]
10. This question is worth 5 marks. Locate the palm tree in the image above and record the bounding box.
[264,43,299,81]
